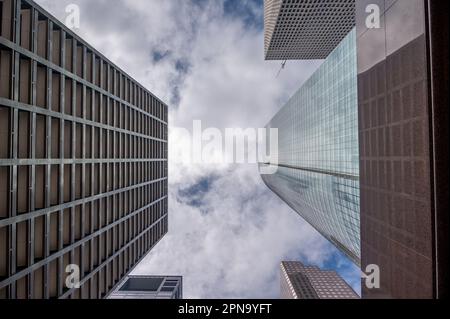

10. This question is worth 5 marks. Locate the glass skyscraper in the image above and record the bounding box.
[260,29,360,265]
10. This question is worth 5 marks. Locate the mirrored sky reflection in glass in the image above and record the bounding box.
[261,29,361,265]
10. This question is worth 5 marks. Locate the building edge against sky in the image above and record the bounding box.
[356,0,449,299]
[0,0,169,299]
[260,29,360,265]
[264,0,355,60]
[263,0,449,299]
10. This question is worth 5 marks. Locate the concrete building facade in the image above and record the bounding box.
[280,261,359,299]
[0,0,168,299]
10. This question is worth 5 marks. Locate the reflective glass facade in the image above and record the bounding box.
[261,29,360,264]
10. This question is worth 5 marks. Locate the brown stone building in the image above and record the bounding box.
[356,0,448,299]
[264,0,449,299]
[0,0,168,299]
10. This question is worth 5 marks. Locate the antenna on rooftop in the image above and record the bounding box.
[276,60,287,78]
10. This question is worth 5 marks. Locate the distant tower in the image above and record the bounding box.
[108,275,182,299]
[280,262,359,299]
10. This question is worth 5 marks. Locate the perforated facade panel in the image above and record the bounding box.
[264,0,355,60]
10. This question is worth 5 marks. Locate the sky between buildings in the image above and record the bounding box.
[35,0,361,298]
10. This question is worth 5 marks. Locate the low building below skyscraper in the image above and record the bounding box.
[107,275,183,299]
[280,261,359,299]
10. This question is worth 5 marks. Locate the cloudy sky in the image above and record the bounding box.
[35,0,361,299]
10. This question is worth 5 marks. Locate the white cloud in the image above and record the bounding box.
[136,164,333,299]
[35,0,360,298]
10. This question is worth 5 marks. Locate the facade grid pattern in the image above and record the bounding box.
[261,29,360,264]
[264,0,355,60]
[0,0,168,299]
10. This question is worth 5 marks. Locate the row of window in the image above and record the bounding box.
[0,166,167,218]
[0,216,168,299]
[0,0,167,121]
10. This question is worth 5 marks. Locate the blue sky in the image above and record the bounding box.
[223,0,263,29]
[36,0,361,298]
